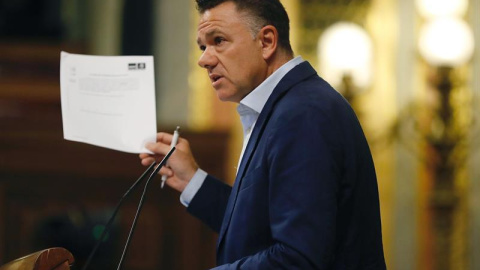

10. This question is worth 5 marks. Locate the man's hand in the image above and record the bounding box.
[139,132,199,192]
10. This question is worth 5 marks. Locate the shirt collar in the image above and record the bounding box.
[239,56,304,115]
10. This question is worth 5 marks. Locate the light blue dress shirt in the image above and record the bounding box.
[180,56,304,206]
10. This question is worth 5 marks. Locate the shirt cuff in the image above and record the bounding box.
[180,168,208,207]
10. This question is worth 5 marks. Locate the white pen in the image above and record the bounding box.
[161,126,180,188]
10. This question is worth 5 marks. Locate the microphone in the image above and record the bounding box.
[80,147,176,270]
[116,147,175,270]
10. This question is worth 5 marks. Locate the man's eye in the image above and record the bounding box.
[214,37,225,45]
[199,45,206,51]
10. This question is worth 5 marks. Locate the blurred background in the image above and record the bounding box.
[0,0,478,269]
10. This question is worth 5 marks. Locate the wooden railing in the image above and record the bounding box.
[0,248,74,270]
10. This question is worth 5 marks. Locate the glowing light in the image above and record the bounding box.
[416,0,468,18]
[318,22,373,90]
[418,17,474,66]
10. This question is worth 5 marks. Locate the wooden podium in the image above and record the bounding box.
[0,248,74,270]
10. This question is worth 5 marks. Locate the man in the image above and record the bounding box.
[140,0,387,268]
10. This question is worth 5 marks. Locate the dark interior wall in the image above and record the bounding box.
[0,0,64,39]
[121,0,153,55]
[0,1,225,269]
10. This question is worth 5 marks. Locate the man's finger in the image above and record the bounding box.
[156,132,174,144]
[139,152,151,159]
[140,157,156,166]
[158,166,173,176]
[146,141,171,155]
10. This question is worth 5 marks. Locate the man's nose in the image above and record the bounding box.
[198,47,216,69]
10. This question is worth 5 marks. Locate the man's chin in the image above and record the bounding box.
[215,89,240,103]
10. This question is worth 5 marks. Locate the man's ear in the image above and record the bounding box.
[258,25,278,60]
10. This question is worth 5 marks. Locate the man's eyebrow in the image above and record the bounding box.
[205,29,222,37]
[197,28,223,45]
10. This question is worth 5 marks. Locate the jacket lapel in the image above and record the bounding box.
[216,61,317,253]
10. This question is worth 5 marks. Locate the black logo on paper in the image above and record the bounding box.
[128,63,146,70]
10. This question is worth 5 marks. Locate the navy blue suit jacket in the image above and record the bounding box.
[188,62,386,269]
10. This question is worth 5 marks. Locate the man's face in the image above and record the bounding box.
[197,2,267,103]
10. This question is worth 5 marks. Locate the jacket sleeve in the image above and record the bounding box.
[187,175,232,233]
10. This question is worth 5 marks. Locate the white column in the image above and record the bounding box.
[468,0,480,268]
[85,0,124,55]
[153,0,191,127]
[394,0,419,269]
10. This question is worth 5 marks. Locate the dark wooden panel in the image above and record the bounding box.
[0,42,227,270]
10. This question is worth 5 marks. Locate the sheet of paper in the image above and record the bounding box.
[60,51,157,153]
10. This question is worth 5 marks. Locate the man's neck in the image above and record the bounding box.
[266,51,294,78]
